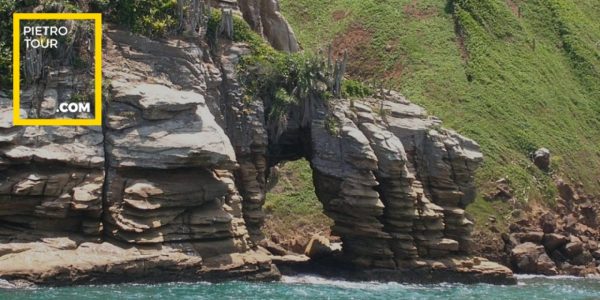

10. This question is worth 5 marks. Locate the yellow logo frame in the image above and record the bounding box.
[12,13,102,126]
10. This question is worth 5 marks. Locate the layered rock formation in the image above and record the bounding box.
[307,94,483,269]
[0,0,514,285]
[0,26,282,284]
[0,109,104,238]
[102,31,253,258]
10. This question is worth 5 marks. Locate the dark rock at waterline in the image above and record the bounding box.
[510,242,556,274]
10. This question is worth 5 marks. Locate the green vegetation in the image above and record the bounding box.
[207,9,347,141]
[324,115,342,136]
[342,79,374,98]
[100,0,178,37]
[279,0,600,223]
[0,0,96,91]
[207,9,270,51]
[0,0,11,89]
[264,159,333,239]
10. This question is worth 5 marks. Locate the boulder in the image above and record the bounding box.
[543,233,569,252]
[556,179,576,202]
[259,239,288,256]
[304,234,335,259]
[510,242,546,274]
[571,251,594,266]
[536,253,558,276]
[563,241,584,258]
[592,250,600,260]
[514,232,544,244]
[550,249,568,262]
[560,262,584,276]
[588,240,598,251]
[532,148,550,171]
[539,212,557,233]
[580,204,597,225]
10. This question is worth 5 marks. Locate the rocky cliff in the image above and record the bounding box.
[0,0,513,285]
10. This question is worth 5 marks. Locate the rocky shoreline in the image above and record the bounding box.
[478,179,600,277]
[0,237,515,288]
[1,0,518,287]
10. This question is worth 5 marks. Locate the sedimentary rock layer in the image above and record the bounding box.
[308,94,483,268]
[0,5,512,283]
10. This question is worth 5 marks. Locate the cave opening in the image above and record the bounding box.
[263,158,339,255]
[261,121,341,257]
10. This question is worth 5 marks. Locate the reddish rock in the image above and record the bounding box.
[539,212,556,234]
[556,179,575,202]
[514,232,544,244]
[563,241,584,258]
[536,253,558,276]
[543,233,569,252]
[510,242,545,274]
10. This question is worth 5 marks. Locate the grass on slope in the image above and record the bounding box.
[280,0,600,225]
[263,159,333,242]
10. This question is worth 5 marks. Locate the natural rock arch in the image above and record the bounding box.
[241,87,483,268]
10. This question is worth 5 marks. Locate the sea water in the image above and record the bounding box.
[1,275,599,299]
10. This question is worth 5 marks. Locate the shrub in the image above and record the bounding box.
[342,79,373,98]
[109,0,178,37]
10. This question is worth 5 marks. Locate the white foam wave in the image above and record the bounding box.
[0,278,15,289]
[282,275,386,289]
[516,274,583,280]
[281,275,451,291]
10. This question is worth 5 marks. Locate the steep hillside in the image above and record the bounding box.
[278,0,600,228]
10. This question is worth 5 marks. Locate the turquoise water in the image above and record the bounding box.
[1,275,599,300]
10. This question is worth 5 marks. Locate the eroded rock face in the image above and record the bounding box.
[0,105,104,238]
[238,0,300,52]
[0,28,266,283]
[0,23,512,284]
[308,94,483,268]
[103,29,251,258]
[218,43,269,239]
